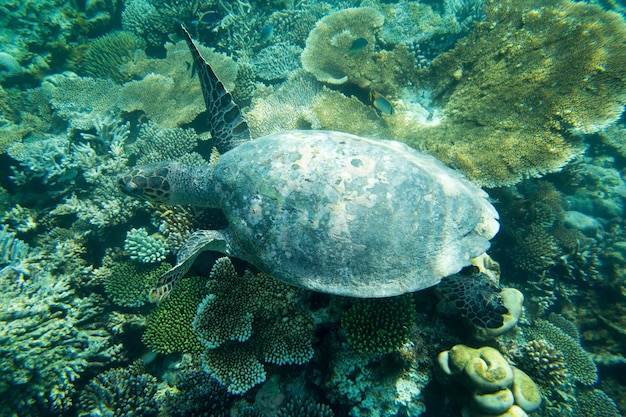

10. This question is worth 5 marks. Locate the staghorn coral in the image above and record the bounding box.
[81,31,145,83]
[124,227,170,264]
[142,275,208,354]
[192,257,315,394]
[396,0,626,187]
[341,294,416,355]
[103,261,170,308]
[508,225,560,273]
[77,365,159,417]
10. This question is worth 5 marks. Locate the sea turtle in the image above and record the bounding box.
[120,26,503,325]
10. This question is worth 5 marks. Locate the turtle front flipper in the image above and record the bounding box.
[436,270,508,329]
[149,229,241,303]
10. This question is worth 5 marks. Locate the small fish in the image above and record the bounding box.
[348,37,368,53]
[260,24,274,43]
[197,11,219,25]
[186,61,197,78]
[370,91,393,115]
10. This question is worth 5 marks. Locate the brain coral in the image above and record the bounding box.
[396,0,626,187]
[341,294,416,355]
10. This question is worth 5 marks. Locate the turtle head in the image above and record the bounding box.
[119,162,173,205]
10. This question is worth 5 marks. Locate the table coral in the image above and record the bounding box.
[192,257,315,394]
[301,7,385,87]
[397,0,626,187]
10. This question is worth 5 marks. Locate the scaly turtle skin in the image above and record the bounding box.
[120,26,505,327]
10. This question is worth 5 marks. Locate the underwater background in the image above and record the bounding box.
[1,0,625,416]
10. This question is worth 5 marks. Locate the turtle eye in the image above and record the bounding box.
[118,177,144,197]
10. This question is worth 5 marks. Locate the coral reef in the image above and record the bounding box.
[124,227,170,264]
[398,0,626,187]
[524,319,598,386]
[142,275,208,354]
[161,368,235,417]
[0,244,121,413]
[103,261,170,308]
[302,7,385,86]
[276,398,335,417]
[341,294,416,355]
[438,344,542,416]
[77,364,159,417]
[192,258,315,394]
[81,31,145,83]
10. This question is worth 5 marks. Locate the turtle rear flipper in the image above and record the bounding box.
[149,229,240,303]
[436,271,508,329]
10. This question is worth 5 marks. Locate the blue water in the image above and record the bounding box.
[0,0,624,416]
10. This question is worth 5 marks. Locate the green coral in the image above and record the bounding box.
[192,257,315,394]
[142,275,208,354]
[77,365,158,417]
[104,261,170,307]
[341,294,416,355]
[526,319,598,386]
[574,389,621,417]
[161,368,234,417]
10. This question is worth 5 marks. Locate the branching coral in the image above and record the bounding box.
[77,365,159,417]
[525,319,598,386]
[276,398,335,417]
[124,227,170,264]
[161,368,234,417]
[191,257,315,394]
[0,258,121,413]
[142,275,208,354]
[341,294,416,355]
[103,261,170,308]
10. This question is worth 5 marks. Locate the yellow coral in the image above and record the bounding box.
[396,0,626,187]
